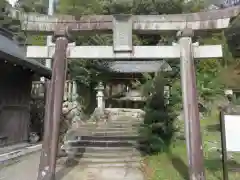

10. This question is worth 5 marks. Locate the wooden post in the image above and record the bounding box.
[178,28,205,180]
[39,27,70,180]
[49,29,70,180]
[37,81,54,180]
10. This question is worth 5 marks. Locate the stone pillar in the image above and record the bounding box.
[72,81,78,101]
[164,86,170,105]
[178,28,205,180]
[96,82,105,110]
[109,84,113,108]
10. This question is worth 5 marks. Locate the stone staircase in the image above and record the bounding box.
[63,108,145,168]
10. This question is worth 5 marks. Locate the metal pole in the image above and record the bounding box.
[178,28,205,180]
[47,29,69,180]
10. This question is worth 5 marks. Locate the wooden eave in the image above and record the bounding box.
[0,32,51,79]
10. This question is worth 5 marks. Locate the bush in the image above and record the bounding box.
[140,73,177,154]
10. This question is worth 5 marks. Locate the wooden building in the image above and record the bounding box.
[0,29,51,146]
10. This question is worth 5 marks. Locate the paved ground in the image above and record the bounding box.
[0,143,30,154]
[0,152,144,180]
[0,152,41,180]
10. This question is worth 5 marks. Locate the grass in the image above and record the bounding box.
[144,111,240,180]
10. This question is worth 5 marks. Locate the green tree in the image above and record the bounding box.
[225,14,240,58]
[56,0,186,116]
[57,0,112,114]
[16,0,49,46]
[0,0,26,44]
[16,0,49,14]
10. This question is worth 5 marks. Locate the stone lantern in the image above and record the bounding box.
[95,82,105,110]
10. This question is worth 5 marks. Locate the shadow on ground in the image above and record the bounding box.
[167,152,188,179]
[206,124,221,132]
[55,158,79,180]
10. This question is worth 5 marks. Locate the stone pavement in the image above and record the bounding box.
[0,151,144,180]
[0,143,42,166]
[0,143,30,154]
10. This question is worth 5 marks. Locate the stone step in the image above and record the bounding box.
[76,128,140,134]
[57,157,142,168]
[108,120,143,124]
[81,135,140,141]
[78,156,142,164]
[82,162,142,168]
[64,146,141,154]
[75,127,140,133]
[69,130,141,137]
[80,121,143,127]
[65,146,145,158]
[69,150,141,158]
[65,139,138,147]
[104,123,142,128]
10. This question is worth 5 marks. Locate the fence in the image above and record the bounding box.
[31,80,77,101]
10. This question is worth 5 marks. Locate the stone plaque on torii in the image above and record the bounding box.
[9,6,240,180]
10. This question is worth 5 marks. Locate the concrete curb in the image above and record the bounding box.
[0,144,42,166]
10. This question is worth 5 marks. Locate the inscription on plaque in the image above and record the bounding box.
[113,15,132,52]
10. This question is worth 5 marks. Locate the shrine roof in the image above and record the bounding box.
[0,29,51,78]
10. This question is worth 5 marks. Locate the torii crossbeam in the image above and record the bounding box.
[8,6,240,34]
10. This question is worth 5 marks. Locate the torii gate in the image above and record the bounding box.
[9,6,240,180]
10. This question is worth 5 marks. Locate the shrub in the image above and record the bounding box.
[140,73,177,154]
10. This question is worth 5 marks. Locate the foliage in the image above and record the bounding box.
[16,0,49,46]
[198,31,240,92]
[139,72,177,154]
[219,30,240,90]
[68,59,109,114]
[225,14,240,57]
[195,57,223,102]
[0,0,26,44]
[16,0,49,14]
[183,0,205,13]
[145,112,240,180]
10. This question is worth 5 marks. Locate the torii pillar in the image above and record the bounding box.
[178,28,205,180]
[37,27,71,180]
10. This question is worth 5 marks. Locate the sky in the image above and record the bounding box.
[7,0,18,6]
